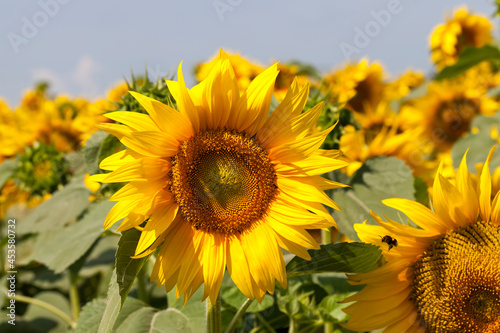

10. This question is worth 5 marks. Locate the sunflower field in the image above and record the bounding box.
[2,5,500,333]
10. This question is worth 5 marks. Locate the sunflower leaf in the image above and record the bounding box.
[21,175,91,235]
[30,200,114,273]
[98,269,121,333]
[115,228,152,307]
[434,45,500,80]
[0,159,16,188]
[82,130,109,175]
[332,157,415,240]
[286,242,385,278]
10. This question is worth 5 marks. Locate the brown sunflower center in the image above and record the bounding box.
[170,129,278,235]
[432,97,479,145]
[411,221,500,333]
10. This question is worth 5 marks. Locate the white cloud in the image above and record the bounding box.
[72,55,101,97]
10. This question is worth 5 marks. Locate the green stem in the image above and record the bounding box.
[324,321,334,333]
[69,270,80,321]
[288,317,298,333]
[321,228,331,244]
[8,291,77,329]
[207,292,222,333]
[225,298,253,333]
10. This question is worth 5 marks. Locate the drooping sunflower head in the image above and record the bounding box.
[343,146,500,332]
[430,7,493,69]
[93,50,347,304]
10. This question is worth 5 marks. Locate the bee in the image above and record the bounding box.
[381,235,398,251]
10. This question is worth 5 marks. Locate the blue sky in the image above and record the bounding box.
[0,0,496,106]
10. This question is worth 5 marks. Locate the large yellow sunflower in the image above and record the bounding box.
[430,7,493,69]
[92,50,347,304]
[343,147,500,332]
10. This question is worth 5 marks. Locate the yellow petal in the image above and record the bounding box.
[128,91,194,141]
[382,198,448,234]
[479,146,496,222]
[167,61,200,134]
[104,111,159,132]
[231,64,279,135]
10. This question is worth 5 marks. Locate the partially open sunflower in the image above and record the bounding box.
[343,147,500,332]
[92,50,347,304]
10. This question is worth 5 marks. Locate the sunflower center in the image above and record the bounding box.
[432,97,479,144]
[411,221,500,333]
[34,160,53,179]
[170,129,278,235]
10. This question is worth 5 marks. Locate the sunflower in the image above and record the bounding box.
[92,50,347,304]
[430,7,493,69]
[323,59,384,114]
[274,63,314,101]
[339,102,432,177]
[195,51,265,91]
[400,72,498,153]
[343,147,500,332]
[384,70,424,101]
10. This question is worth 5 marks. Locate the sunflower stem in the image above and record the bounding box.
[225,298,253,333]
[5,290,77,329]
[321,228,331,244]
[289,317,299,333]
[207,292,222,333]
[69,270,80,321]
[323,321,334,333]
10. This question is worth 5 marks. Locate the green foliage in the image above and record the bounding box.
[0,159,16,188]
[451,113,500,170]
[286,242,385,278]
[21,176,91,234]
[115,228,152,307]
[332,156,416,240]
[435,45,500,80]
[114,70,175,114]
[31,201,114,273]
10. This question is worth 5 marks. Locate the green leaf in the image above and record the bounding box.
[286,242,385,278]
[82,131,109,175]
[149,309,192,333]
[113,298,149,330]
[98,269,121,333]
[113,306,194,333]
[31,201,114,273]
[435,45,500,80]
[22,291,72,333]
[0,159,16,188]
[332,157,415,240]
[113,307,157,333]
[75,299,107,333]
[21,176,90,235]
[220,285,273,313]
[167,287,206,332]
[451,114,500,170]
[115,228,152,307]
